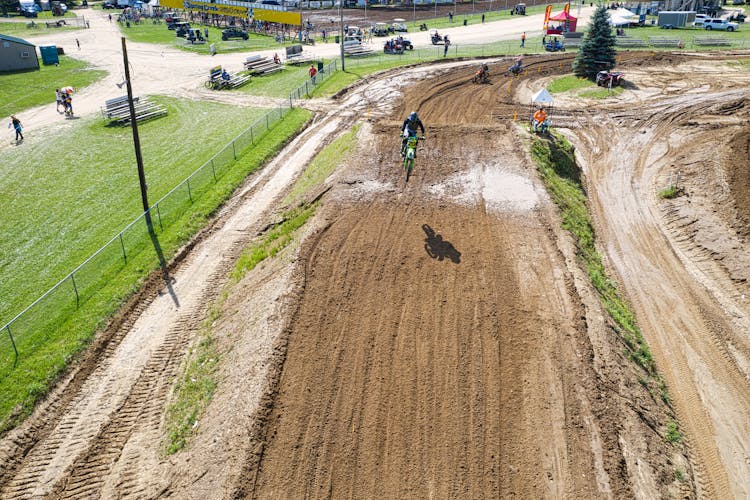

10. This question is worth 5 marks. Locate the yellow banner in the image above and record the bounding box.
[159,0,183,9]
[184,0,249,17]
[563,2,570,14]
[543,4,551,29]
[254,8,301,25]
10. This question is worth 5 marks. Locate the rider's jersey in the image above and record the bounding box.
[402,117,425,136]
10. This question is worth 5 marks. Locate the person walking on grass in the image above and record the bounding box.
[309,63,317,84]
[520,31,526,47]
[9,115,23,143]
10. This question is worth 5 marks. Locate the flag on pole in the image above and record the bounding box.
[543,5,552,30]
[563,2,570,14]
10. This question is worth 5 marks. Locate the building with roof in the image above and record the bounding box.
[0,34,39,72]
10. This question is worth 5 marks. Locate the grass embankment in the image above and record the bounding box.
[531,132,685,441]
[120,22,292,54]
[0,55,105,116]
[0,104,312,433]
[163,124,359,454]
[530,135,655,374]
[548,74,624,99]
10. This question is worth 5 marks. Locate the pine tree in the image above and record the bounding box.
[573,5,617,80]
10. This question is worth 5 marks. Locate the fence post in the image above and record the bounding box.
[211,159,217,180]
[305,81,309,96]
[250,127,254,144]
[6,325,18,367]
[156,204,163,231]
[71,273,80,307]
[232,141,236,160]
[187,178,193,202]
[266,112,270,129]
[119,232,127,262]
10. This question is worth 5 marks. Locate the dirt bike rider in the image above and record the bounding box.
[401,111,425,157]
[476,62,489,79]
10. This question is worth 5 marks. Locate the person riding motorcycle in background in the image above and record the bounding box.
[401,111,425,157]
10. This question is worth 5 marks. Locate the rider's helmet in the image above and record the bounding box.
[408,111,419,123]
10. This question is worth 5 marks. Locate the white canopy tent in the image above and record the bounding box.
[531,88,554,106]
[609,7,637,26]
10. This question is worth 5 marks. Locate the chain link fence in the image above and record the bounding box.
[1,103,291,374]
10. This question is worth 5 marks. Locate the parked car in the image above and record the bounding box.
[704,18,739,31]
[222,27,249,40]
[693,14,708,26]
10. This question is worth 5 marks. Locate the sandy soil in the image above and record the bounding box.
[2,6,750,499]
[558,53,750,498]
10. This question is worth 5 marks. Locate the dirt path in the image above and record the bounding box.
[563,56,750,498]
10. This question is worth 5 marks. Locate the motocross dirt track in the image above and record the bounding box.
[3,48,750,498]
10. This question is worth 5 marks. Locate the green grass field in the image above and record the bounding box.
[0,100,311,431]
[120,22,293,54]
[0,55,106,117]
[0,19,82,36]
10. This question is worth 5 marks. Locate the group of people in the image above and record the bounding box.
[384,36,406,54]
[55,88,74,117]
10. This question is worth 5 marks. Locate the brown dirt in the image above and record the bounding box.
[4,19,750,496]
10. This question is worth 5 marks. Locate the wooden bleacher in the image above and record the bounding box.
[616,36,648,47]
[693,35,730,46]
[101,95,167,124]
[343,38,373,57]
[648,36,681,47]
[285,44,315,65]
[243,55,283,75]
[207,65,251,89]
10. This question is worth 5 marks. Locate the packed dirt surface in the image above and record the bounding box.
[2,7,750,497]
[562,52,750,499]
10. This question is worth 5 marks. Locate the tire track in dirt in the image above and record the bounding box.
[567,88,750,498]
[240,66,669,495]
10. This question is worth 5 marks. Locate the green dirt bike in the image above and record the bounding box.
[401,135,424,182]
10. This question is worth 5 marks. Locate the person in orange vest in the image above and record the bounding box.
[533,107,547,132]
[520,31,526,47]
[309,64,317,84]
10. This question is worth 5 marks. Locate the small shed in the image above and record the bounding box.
[0,34,39,72]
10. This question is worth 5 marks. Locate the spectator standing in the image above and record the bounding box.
[9,115,23,142]
[108,13,112,22]
[520,31,526,47]
[204,27,209,39]
[76,38,80,49]
[210,43,216,56]
[449,11,453,22]
[481,13,485,23]
[55,89,63,112]
[443,35,450,57]
[309,64,317,83]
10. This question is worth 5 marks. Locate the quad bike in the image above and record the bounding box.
[401,135,424,182]
[596,70,624,87]
[430,29,446,45]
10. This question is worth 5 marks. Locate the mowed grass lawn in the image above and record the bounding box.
[121,22,292,54]
[0,55,106,117]
[0,99,311,429]
[1,97,269,327]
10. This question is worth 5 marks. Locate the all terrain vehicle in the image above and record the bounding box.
[430,29,446,44]
[222,27,249,40]
[371,22,392,36]
[596,70,624,87]
[544,35,565,52]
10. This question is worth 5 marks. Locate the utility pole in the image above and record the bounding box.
[121,37,153,234]
[340,1,345,71]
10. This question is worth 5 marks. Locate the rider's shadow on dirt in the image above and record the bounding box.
[422,224,461,264]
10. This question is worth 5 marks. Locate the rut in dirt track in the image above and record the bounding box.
[240,65,668,498]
